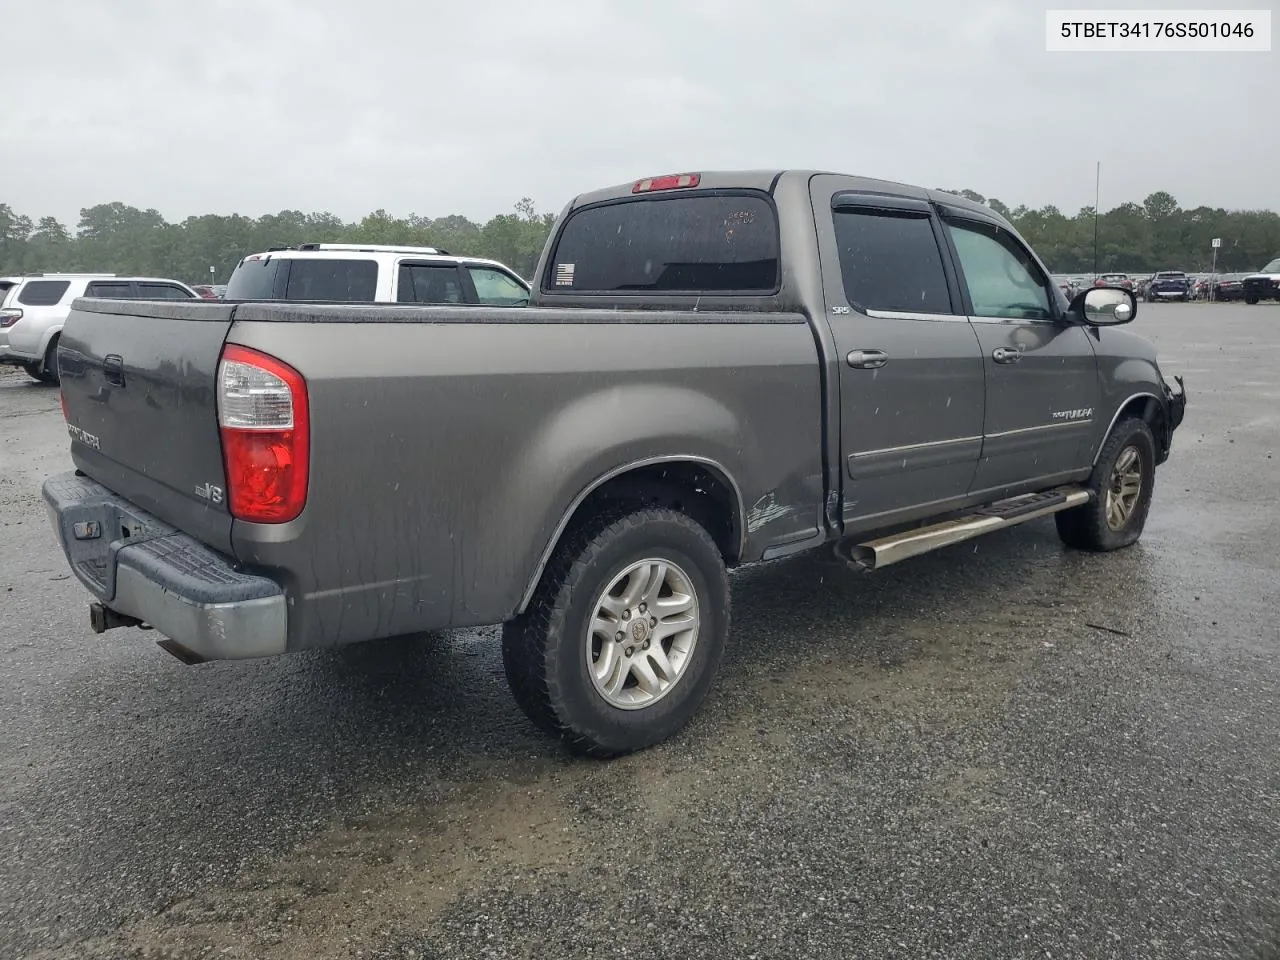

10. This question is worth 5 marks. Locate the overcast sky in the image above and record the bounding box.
[5,0,1276,227]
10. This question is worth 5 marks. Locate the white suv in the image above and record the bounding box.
[0,274,199,384]
[222,244,531,306]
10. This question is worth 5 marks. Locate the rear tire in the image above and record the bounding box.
[1245,295,1259,305]
[502,506,730,758]
[1056,417,1157,552]
[40,335,60,385]
[21,361,45,382]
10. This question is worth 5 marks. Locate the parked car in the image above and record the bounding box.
[1095,273,1135,293]
[223,243,531,306]
[1242,257,1280,304]
[0,273,199,383]
[43,169,1187,757]
[1211,274,1248,302]
[1145,271,1191,302]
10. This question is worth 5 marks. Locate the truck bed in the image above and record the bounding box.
[56,298,825,651]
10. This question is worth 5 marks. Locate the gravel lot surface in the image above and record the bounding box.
[1,302,1278,959]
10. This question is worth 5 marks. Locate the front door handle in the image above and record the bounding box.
[847,349,888,369]
[991,347,1022,364]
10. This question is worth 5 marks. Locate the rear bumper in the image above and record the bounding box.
[42,471,288,662]
[1149,287,1189,299]
[0,326,40,362]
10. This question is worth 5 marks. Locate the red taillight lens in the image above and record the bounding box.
[217,344,309,523]
[633,173,701,193]
[60,389,69,421]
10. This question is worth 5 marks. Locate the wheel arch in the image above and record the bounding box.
[37,324,63,360]
[516,455,745,615]
[1093,392,1167,466]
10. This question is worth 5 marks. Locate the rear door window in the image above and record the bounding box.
[283,259,378,301]
[85,282,135,298]
[547,193,779,293]
[467,267,529,305]
[832,209,953,314]
[17,280,72,306]
[396,263,465,304]
[136,283,196,299]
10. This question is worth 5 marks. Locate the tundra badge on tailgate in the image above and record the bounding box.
[66,424,101,450]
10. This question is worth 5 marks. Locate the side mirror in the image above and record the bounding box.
[1072,286,1136,326]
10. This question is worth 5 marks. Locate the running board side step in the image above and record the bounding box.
[836,486,1092,571]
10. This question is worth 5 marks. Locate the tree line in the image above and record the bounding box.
[1,189,1277,285]
[939,188,1278,274]
[0,198,557,284]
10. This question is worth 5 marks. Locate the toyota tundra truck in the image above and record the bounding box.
[43,170,1187,757]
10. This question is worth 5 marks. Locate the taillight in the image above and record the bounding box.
[0,308,22,328]
[60,389,69,421]
[633,173,701,193]
[216,344,309,523]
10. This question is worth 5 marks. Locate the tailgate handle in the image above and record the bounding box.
[103,354,125,386]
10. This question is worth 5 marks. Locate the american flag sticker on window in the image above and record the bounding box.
[555,263,575,286]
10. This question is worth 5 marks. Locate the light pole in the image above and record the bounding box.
[1092,161,1101,281]
[1209,238,1221,302]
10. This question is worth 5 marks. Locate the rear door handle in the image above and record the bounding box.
[991,347,1022,364]
[847,349,888,369]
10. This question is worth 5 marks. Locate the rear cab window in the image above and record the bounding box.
[17,280,72,306]
[545,193,779,294]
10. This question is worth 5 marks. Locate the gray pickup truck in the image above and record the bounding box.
[44,170,1186,757]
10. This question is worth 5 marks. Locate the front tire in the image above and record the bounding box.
[502,506,730,758]
[1056,417,1157,552]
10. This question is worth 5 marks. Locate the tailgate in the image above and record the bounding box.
[58,298,237,553]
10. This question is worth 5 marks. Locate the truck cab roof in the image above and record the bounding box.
[567,169,1009,226]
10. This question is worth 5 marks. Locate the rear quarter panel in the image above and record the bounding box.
[225,305,823,650]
